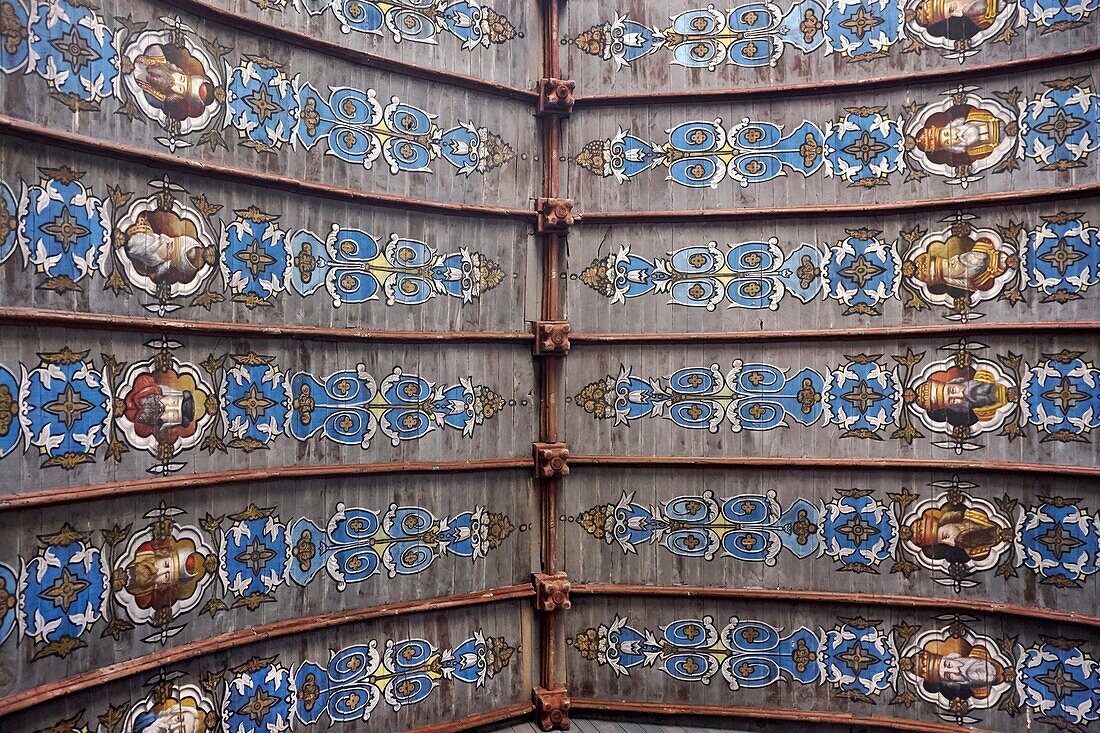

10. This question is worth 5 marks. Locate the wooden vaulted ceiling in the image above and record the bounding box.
[0,0,1097,732]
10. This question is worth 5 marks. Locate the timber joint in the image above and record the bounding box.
[533,442,570,477]
[537,197,577,234]
[537,78,576,116]
[534,572,571,612]
[533,685,571,730]
[533,320,571,355]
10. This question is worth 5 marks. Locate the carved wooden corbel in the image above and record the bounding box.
[533,441,570,477]
[533,685,571,730]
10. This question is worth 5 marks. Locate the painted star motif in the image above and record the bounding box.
[843,382,885,413]
[839,7,883,38]
[1036,110,1087,146]
[236,535,277,574]
[1039,239,1086,276]
[234,383,276,422]
[842,130,889,165]
[1042,376,1088,412]
[234,238,277,278]
[41,567,90,612]
[839,254,885,288]
[50,27,98,74]
[41,206,90,252]
[44,383,94,430]
[244,85,281,124]
[239,688,279,724]
[1035,662,1087,700]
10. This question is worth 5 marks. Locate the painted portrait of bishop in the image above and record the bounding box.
[915,104,1002,168]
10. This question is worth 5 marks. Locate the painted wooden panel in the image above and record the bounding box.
[0,138,533,330]
[0,599,535,732]
[567,596,1097,732]
[0,469,535,700]
[0,325,536,494]
[562,60,1098,210]
[0,0,538,208]
[562,466,1099,617]
[565,196,1099,332]
[561,0,1100,93]
[563,335,1100,464]
[206,0,540,90]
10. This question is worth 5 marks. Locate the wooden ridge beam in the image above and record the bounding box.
[0,115,537,222]
[573,44,1100,108]
[0,584,534,718]
[0,458,533,511]
[0,307,532,344]
[568,455,1100,477]
[569,320,1100,345]
[158,0,537,102]
[576,182,1100,224]
[569,699,989,733]
[571,583,1100,628]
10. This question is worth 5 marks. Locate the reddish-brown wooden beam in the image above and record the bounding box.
[0,584,534,718]
[569,320,1100,345]
[406,702,535,733]
[570,699,987,733]
[0,307,532,344]
[158,0,537,102]
[568,455,1100,478]
[0,458,532,511]
[576,182,1100,224]
[0,115,536,222]
[574,44,1100,107]
[572,583,1100,628]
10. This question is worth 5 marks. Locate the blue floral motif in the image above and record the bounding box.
[824,358,901,437]
[821,230,899,314]
[1023,355,1100,440]
[287,227,504,307]
[582,362,825,433]
[17,531,107,649]
[223,659,294,733]
[0,363,19,460]
[1016,500,1100,586]
[18,173,108,291]
[222,354,289,450]
[226,58,301,153]
[0,0,29,73]
[0,180,18,265]
[26,0,117,106]
[1025,213,1100,300]
[19,350,110,469]
[221,211,287,308]
[295,85,513,175]
[1021,82,1100,171]
[0,563,16,646]
[823,109,905,186]
[820,622,897,696]
[820,492,898,569]
[220,511,289,601]
[1021,0,1099,32]
[287,366,378,447]
[1017,642,1100,727]
[822,0,903,61]
[294,631,515,724]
